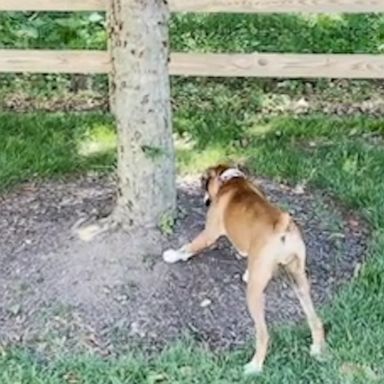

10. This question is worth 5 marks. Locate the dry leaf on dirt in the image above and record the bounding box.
[63,372,81,384]
[200,298,212,308]
[349,218,360,228]
[293,184,306,195]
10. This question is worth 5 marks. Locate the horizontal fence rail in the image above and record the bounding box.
[0,1,383,80]
[171,53,384,79]
[1,50,384,79]
[1,0,384,13]
[0,0,105,12]
[0,50,109,73]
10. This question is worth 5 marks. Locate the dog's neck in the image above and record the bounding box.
[219,168,245,183]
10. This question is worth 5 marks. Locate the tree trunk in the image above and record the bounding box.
[108,0,176,230]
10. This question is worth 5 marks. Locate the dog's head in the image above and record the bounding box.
[200,163,245,207]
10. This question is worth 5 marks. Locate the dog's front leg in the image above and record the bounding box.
[163,230,218,264]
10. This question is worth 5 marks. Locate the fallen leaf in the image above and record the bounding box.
[340,362,379,381]
[293,184,305,195]
[8,304,21,316]
[239,138,250,148]
[328,232,345,240]
[63,372,81,384]
[0,344,6,358]
[200,298,212,308]
[179,366,193,376]
[148,373,168,384]
[353,262,362,278]
[295,97,309,111]
[349,218,359,228]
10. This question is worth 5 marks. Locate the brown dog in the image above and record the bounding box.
[163,164,326,375]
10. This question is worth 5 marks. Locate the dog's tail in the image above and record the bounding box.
[273,211,292,234]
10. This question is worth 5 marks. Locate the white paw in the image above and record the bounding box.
[242,269,249,283]
[162,247,192,263]
[310,343,326,360]
[243,361,263,376]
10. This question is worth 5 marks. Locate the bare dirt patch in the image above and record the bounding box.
[2,82,384,117]
[0,174,367,356]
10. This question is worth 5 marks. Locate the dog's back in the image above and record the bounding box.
[217,178,296,262]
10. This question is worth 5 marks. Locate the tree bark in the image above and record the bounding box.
[108,0,176,229]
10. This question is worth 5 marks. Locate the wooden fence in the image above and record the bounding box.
[0,0,384,79]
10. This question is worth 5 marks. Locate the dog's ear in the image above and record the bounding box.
[238,165,249,176]
[212,163,231,178]
[225,157,249,176]
[201,163,234,189]
[233,162,249,176]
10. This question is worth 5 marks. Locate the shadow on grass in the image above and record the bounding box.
[2,110,384,200]
[0,112,115,190]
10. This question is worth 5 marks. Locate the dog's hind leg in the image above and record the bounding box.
[285,242,326,358]
[244,254,274,375]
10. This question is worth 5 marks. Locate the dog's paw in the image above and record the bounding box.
[162,249,183,263]
[242,269,249,283]
[243,361,263,376]
[310,343,327,361]
[162,248,192,263]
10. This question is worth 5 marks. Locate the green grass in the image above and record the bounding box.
[171,13,384,54]
[1,12,383,52]
[0,112,115,189]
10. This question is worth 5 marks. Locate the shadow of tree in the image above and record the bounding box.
[0,112,115,190]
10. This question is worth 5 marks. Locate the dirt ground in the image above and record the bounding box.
[0,174,367,357]
[2,87,384,117]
